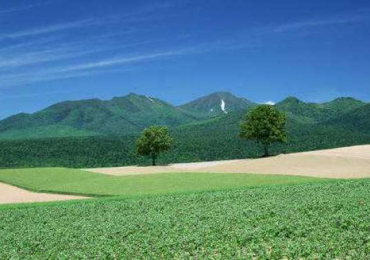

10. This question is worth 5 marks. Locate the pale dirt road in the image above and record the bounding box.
[85,145,370,179]
[0,183,89,205]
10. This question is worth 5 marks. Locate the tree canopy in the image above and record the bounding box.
[240,105,287,157]
[136,126,173,165]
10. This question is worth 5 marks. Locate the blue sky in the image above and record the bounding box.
[0,0,369,118]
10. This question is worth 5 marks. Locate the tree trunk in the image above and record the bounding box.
[151,153,157,166]
[263,144,269,157]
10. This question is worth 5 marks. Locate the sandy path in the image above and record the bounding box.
[86,145,370,179]
[0,183,89,205]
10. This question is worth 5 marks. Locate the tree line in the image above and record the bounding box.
[136,105,287,165]
[1,105,369,168]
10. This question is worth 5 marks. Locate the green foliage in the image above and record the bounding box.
[0,125,97,140]
[136,126,173,165]
[0,120,369,168]
[0,168,321,197]
[1,179,370,258]
[325,104,370,135]
[240,105,287,156]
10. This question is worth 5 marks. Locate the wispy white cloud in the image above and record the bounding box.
[264,101,275,105]
[2,3,366,90]
[274,17,365,33]
[0,1,176,42]
[0,36,60,53]
[50,41,246,74]
[0,19,99,41]
[0,46,104,70]
[0,51,181,87]
[0,1,52,16]
[0,1,180,74]
[54,51,181,73]
[117,2,176,23]
[0,40,250,87]
[0,38,152,70]
[0,66,138,87]
[259,11,369,34]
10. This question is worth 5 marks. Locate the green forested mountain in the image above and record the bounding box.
[0,92,368,140]
[320,97,365,112]
[0,93,200,139]
[0,92,256,140]
[0,92,369,168]
[0,92,367,141]
[274,97,334,123]
[274,96,366,124]
[324,104,370,135]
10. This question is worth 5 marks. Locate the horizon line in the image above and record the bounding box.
[0,91,366,120]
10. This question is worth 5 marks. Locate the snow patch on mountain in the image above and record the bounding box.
[221,99,227,114]
[146,96,155,103]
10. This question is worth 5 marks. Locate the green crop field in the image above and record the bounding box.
[1,178,370,258]
[0,168,322,197]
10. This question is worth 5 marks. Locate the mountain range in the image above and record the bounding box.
[0,92,369,140]
[0,91,369,168]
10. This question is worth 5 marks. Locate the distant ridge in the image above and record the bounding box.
[0,91,367,140]
[0,93,198,139]
[274,96,365,124]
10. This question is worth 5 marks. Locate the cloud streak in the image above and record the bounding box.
[0,40,250,87]
[0,50,184,87]
[0,1,177,42]
[260,11,369,34]
[0,1,52,16]
[0,38,152,70]
[0,67,138,87]
[0,19,99,41]
[1,3,368,90]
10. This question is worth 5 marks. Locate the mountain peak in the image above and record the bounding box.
[120,93,143,99]
[322,97,365,112]
[179,92,254,116]
[333,97,356,101]
[328,97,364,104]
[280,96,304,104]
[208,91,234,97]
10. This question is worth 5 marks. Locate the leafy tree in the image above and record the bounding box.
[240,105,287,157]
[136,126,173,165]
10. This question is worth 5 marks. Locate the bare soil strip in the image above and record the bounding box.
[0,183,89,205]
[86,145,370,179]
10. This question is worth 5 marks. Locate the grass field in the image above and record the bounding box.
[0,167,323,198]
[1,178,370,258]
